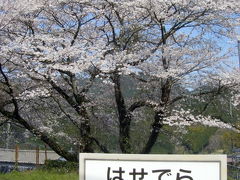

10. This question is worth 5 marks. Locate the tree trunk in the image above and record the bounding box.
[49,79,94,153]
[79,109,94,153]
[141,111,164,153]
[113,74,132,153]
[141,78,172,154]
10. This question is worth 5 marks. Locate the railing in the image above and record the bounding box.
[0,145,60,165]
[228,164,240,180]
[0,145,61,174]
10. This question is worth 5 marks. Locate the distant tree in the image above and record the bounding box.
[182,126,217,153]
[0,0,240,161]
[222,130,240,153]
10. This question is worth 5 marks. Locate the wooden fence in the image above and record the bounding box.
[228,164,240,180]
[0,145,60,165]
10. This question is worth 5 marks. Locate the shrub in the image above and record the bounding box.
[42,160,78,173]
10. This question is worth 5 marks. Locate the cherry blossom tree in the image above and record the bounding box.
[0,0,240,161]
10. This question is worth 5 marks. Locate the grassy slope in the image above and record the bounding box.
[0,169,234,180]
[0,170,78,180]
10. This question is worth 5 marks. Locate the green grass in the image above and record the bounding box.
[0,169,234,180]
[0,170,78,180]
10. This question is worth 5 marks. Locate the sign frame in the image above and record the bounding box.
[79,153,227,180]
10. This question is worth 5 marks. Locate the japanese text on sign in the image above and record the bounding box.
[107,167,193,180]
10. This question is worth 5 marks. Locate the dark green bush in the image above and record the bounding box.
[41,160,78,173]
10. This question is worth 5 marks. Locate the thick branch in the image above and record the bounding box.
[0,108,78,161]
[169,84,225,105]
[128,100,160,112]
[0,64,78,161]
[0,119,8,127]
[91,137,109,153]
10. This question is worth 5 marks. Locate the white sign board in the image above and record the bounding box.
[80,153,227,180]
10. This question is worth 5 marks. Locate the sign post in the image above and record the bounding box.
[80,153,226,180]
